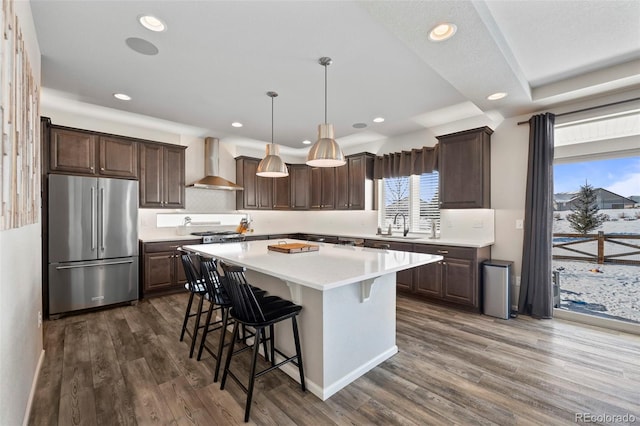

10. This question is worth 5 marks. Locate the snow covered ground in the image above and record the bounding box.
[552,208,639,323]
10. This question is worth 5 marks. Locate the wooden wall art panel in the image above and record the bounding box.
[0,0,40,230]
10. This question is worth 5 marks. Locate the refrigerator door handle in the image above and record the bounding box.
[55,259,135,270]
[100,187,105,252]
[91,186,96,250]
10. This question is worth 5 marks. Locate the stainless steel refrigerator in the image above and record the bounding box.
[48,174,139,315]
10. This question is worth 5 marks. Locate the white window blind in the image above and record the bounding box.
[379,172,440,233]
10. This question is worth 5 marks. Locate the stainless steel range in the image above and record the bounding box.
[191,230,245,244]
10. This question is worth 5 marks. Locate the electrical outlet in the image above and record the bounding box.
[516,219,523,229]
[38,311,42,328]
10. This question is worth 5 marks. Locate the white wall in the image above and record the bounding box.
[0,2,43,425]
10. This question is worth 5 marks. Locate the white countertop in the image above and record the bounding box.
[140,227,493,248]
[183,239,442,291]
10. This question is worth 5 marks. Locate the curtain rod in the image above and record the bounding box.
[516,97,640,125]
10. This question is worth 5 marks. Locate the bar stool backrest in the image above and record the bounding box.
[199,256,230,306]
[180,252,203,293]
[219,263,266,323]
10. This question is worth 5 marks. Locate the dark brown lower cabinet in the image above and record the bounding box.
[366,239,490,311]
[140,240,193,297]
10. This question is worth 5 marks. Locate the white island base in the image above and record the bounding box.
[183,240,441,401]
[247,270,397,401]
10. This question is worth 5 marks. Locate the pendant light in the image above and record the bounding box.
[306,57,346,167]
[256,91,289,177]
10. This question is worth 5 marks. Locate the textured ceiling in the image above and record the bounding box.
[31,0,640,149]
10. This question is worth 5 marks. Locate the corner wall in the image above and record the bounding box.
[0,2,43,425]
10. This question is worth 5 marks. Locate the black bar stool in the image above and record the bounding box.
[179,252,209,358]
[198,257,274,382]
[196,256,232,381]
[218,262,306,423]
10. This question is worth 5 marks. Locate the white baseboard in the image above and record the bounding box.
[554,309,640,336]
[276,345,399,401]
[22,349,45,426]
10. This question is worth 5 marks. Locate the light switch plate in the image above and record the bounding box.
[516,219,523,229]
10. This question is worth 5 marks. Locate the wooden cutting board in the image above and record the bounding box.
[267,243,319,253]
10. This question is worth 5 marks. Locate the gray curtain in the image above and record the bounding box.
[374,145,438,179]
[518,113,555,318]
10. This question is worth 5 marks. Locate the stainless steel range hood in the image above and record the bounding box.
[189,137,243,191]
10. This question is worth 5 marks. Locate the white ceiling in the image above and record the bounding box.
[30,0,640,149]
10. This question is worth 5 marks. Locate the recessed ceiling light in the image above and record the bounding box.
[113,93,131,101]
[373,117,385,123]
[302,140,312,145]
[231,122,243,128]
[487,92,508,100]
[429,23,457,41]
[138,15,166,32]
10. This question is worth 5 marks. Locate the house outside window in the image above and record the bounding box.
[378,172,440,234]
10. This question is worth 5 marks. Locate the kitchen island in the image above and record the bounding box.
[183,239,442,400]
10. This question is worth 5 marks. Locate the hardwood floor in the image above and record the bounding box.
[29,293,640,425]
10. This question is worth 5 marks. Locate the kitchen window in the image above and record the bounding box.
[378,172,440,233]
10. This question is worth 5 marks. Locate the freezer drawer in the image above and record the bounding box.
[48,257,138,315]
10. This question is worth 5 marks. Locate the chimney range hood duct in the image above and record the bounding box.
[190,137,243,190]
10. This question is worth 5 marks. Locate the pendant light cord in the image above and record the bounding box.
[271,95,274,146]
[324,63,328,124]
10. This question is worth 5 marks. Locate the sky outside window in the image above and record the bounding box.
[554,156,640,197]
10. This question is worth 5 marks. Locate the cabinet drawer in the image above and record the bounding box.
[143,240,198,253]
[413,244,475,260]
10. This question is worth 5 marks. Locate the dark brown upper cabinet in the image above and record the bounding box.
[437,126,492,209]
[139,142,185,208]
[235,154,373,211]
[310,166,335,209]
[289,164,310,210]
[49,127,138,179]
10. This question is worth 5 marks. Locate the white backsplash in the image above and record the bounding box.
[439,209,495,242]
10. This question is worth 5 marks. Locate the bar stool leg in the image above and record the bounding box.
[269,324,276,367]
[197,300,215,361]
[189,295,204,358]
[213,307,229,382]
[220,321,239,390]
[180,292,195,341]
[244,326,263,423]
[292,316,306,391]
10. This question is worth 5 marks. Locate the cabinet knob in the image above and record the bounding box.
[90,167,94,171]
[100,167,105,171]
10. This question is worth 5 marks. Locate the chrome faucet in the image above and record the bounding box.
[393,213,409,237]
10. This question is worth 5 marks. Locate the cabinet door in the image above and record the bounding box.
[321,167,336,209]
[335,163,349,210]
[272,173,291,209]
[290,165,310,210]
[50,128,96,175]
[309,167,322,209]
[164,146,185,208]
[257,176,273,209]
[173,251,188,287]
[438,127,491,209]
[139,143,164,208]
[99,136,138,178]
[442,257,476,306]
[412,245,442,297]
[347,155,370,210]
[387,242,414,292]
[237,158,259,209]
[144,252,174,291]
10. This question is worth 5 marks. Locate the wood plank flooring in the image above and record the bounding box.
[29,293,640,425]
